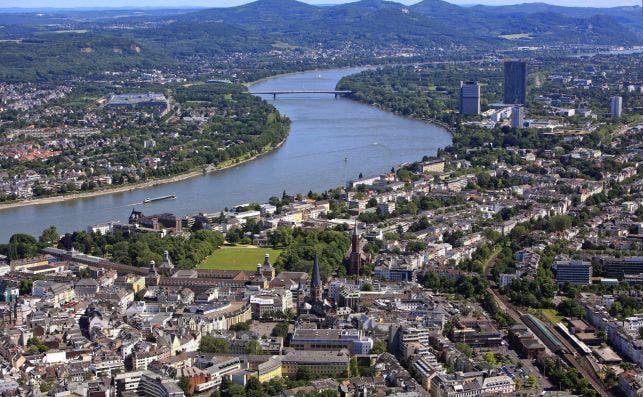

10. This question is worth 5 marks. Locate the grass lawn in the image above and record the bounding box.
[541,308,564,323]
[198,245,282,271]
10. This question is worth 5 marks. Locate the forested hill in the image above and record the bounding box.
[0,0,640,82]
[467,2,643,39]
[175,0,641,47]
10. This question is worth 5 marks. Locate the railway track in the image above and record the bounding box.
[487,287,613,397]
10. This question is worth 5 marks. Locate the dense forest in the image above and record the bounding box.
[0,227,226,269]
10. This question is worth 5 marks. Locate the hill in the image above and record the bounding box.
[468,2,643,40]
[170,0,639,49]
[411,0,641,44]
[0,0,639,82]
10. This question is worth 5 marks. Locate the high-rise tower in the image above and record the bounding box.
[504,60,527,105]
[459,81,480,116]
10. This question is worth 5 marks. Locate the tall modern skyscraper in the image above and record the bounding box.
[611,96,623,118]
[459,81,480,116]
[503,60,527,105]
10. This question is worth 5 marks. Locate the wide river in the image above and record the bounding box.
[0,67,451,242]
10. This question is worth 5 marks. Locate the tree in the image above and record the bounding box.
[39,378,56,393]
[557,299,585,319]
[271,323,289,339]
[295,366,313,381]
[227,384,246,397]
[597,330,608,343]
[178,377,192,396]
[483,352,497,366]
[515,378,523,391]
[19,279,34,295]
[455,342,472,358]
[246,340,263,355]
[199,336,230,353]
[27,336,49,353]
[245,376,261,391]
[39,226,60,246]
[372,340,387,354]
[526,374,538,389]
[230,321,251,332]
[604,367,617,387]
[350,356,359,377]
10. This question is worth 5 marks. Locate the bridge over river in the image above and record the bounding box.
[250,90,352,99]
[0,68,451,242]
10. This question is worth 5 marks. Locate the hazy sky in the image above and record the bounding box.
[1,0,639,8]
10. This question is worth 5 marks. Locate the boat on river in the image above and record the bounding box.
[143,194,176,204]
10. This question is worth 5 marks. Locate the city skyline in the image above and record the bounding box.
[0,0,640,9]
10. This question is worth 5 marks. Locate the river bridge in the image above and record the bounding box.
[250,90,352,99]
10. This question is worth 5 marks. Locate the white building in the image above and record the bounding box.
[611,96,623,118]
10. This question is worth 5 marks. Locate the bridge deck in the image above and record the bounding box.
[250,90,352,95]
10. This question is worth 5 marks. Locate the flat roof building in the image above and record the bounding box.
[554,259,592,286]
[290,328,373,355]
[607,257,643,280]
[280,350,350,378]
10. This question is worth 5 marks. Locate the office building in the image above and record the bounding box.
[290,327,373,355]
[280,350,349,378]
[140,372,185,397]
[554,259,592,286]
[459,81,480,116]
[611,96,623,118]
[511,106,524,129]
[606,256,643,279]
[503,60,527,105]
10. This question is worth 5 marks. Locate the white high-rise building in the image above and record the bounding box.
[511,106,524,129]
[611,96,622,118]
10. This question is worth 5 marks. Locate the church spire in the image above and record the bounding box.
[310,254,322,303]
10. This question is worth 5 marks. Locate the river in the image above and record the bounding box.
[0,67,452,242]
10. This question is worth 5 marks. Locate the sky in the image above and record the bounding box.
[0,0,639,8]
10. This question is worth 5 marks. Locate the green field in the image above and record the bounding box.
[499,33,532,40]
[198,246,282,271]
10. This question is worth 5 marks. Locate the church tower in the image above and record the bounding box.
[310,254,323,304]
[146,260,160,287]
[261,253,276,281]
[349,221,364,275]
[158,251,175,276]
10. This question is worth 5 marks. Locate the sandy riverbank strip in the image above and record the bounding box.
[0,138,286,211]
